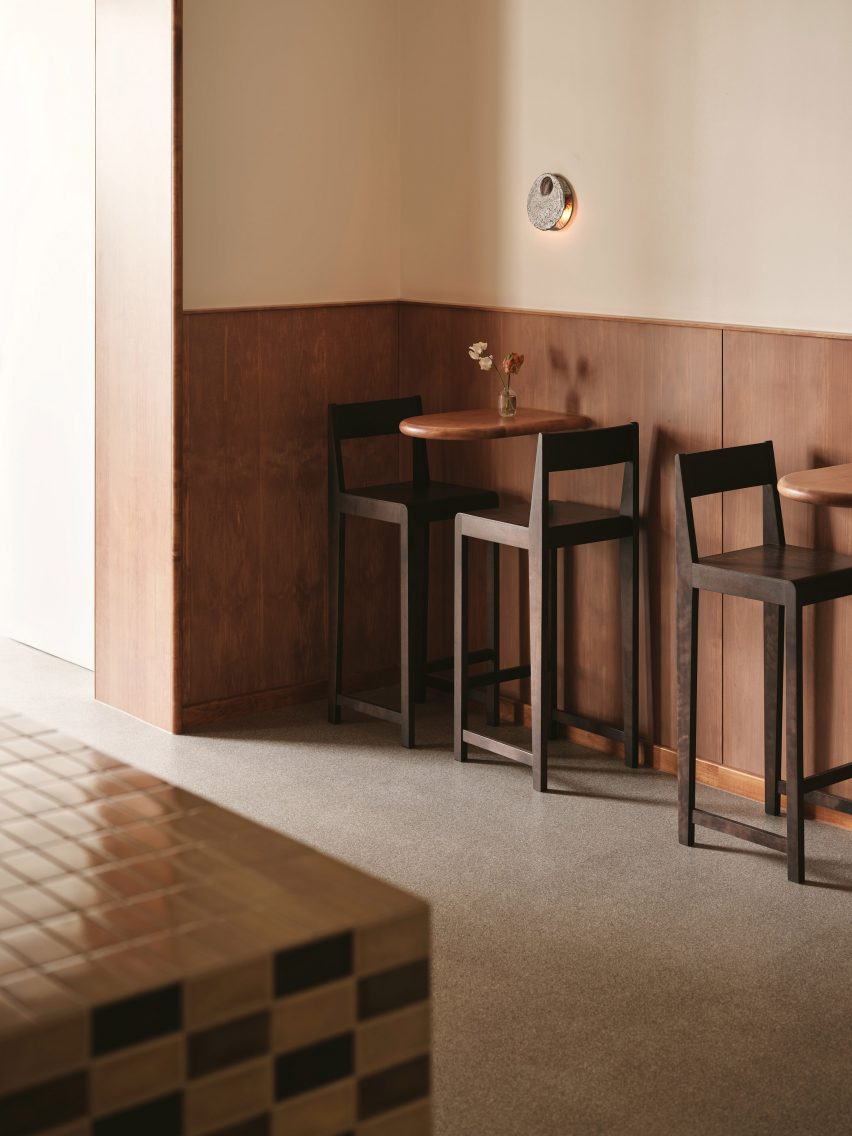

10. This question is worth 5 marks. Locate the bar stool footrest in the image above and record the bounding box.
[778,779,852,817]
[693,808,787,852]
[336,694,402,725]
[462,730,533,767]
[552,709,626,745]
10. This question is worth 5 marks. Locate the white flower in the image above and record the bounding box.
[478,357,493,370]
[468,341,488,359]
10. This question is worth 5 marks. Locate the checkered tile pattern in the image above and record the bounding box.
[0,708,431,1135]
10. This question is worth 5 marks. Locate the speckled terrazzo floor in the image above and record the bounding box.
[1,637,850,1136]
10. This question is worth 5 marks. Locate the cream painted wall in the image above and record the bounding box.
[0,1,94,669]
[183,0,400,310]
[400,0,852,334]
[185,0,852,334]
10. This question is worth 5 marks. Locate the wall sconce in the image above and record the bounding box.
[527,173,574,230]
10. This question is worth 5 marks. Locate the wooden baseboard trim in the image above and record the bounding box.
[182,681,851,832]
[181,669,400,730]
[496,699,852,833]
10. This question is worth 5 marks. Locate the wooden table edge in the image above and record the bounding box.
[399,408,592,441]
[778,465,852,508]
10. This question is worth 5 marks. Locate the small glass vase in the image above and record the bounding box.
[498,386,517,417]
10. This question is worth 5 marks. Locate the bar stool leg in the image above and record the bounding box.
[621,531,640,767]
[414,523,430,704]
[454,525,470,761]
[785,601,805,883]
[530,546,551,791]
[548,548,559,740]
[763,603,784,816]
[677,580,699,846]
[400,521,421,749]
[328,509,345,725]
[485,541,500,727]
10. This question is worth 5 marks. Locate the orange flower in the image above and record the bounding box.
[502,352,525,376]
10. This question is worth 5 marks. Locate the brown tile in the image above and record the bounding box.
[1,924,75,966]
[357,1056,429,1124]
[0,865,23,891]
[44,954,139,1006]
[185,1056,273,1135]
[110,767,162,791]
[356,1098,431,1136]
[43,913,121,954]
[79,831,147,863]
[0,1012,88,1094]
[271,1078,356,1136]
[0,737,56,760]
[3,787,59,815]
[3,761,57,786]
[1,816,64,847]
[45,874,116,910]
[0,902,26,932]
[91,865,157,900]
[141,930,224,977]
[1,714,51,735]
[0,831,23,857]
[272,979,355,1054]
[91,1034,183,1116]
[90,900,158,940]
[0,970,82,1018]
[0,943,29,978]
[38,754,92,779]
[45,840,112,873]
[3,885,70,921]
[3,849,68,883]
[32,731,89,754]
[356,1004,429,1077]
[186,955,272,1030]
[357,960,429,1022]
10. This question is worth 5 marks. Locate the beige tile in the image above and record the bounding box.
[0,1012,88,1093]
[357,1003,430,1077]
[91,1034,184,1116]
[273,978,355,1054]
[185,955,272,1030]
[0,971,82,1018]
[271,1077,356,1136]
[355,910,430,978]
[185,1055,272,1134]
[356,1099,431,1136]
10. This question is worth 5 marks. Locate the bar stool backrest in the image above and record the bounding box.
[530,422,640,537]
[675,440,785,565]
[329,395,428,493]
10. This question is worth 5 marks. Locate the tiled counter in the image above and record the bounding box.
[0,709,430,1136]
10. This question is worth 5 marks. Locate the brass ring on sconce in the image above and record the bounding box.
[527,173,574,230]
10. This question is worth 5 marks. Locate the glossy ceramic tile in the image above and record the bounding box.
[0,710,431,1133]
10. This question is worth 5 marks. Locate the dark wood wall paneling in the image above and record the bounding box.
[178,300,852,820]
[181,304,400,723]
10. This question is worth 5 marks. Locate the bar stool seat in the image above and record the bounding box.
[342,480,497,522]
[462,500,633,549]
[695,544,852,604]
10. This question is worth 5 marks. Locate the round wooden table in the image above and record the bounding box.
[399,406,591,441]
[778,463,852,507]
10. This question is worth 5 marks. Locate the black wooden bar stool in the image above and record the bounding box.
[328,395,499,747]
[454,423,640,790]
[675,440,852,883]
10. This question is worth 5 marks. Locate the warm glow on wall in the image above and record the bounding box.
[527,173,574,231]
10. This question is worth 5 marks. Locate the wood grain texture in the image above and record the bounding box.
[779,463,852,507]
[398,304,723,757]
[95,0,179,730]
[399,407,590,440]
[723,330,852,798]
[181,304,399,708]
